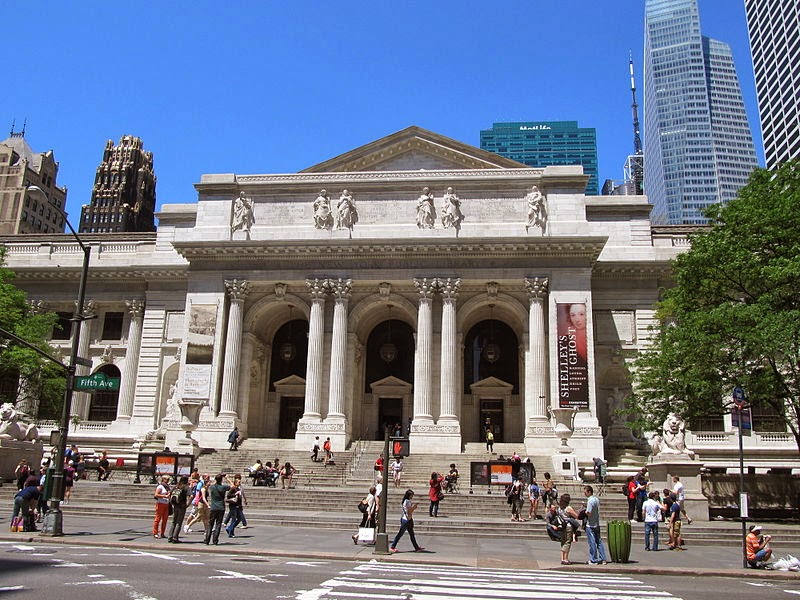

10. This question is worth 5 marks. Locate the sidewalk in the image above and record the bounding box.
[2,513,799,580]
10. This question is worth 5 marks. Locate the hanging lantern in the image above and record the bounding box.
[279,306,296,362]
[482,304,501,364]
[379,307,397,363]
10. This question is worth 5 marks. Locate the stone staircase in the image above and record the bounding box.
[4,480,798,546]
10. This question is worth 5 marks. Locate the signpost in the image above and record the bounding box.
[73,372,120,392]
[733,385,749,568]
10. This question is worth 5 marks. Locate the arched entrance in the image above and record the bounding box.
[268,318,309,439]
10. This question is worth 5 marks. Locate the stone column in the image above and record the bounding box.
[524,277,549,423]
[412,278,436,423]
[115,299,144,422]
[219,279,249,417]
[326,278,351,420]
[302,279,326,421]
[438,277,461,423]
[73,300,97,419]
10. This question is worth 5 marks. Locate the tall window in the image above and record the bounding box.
[88,364,120,421]
[101,312,124,340]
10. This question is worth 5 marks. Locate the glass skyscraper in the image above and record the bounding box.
[745,0,800,170]
[644,0,758,224]
[480,121,599,195]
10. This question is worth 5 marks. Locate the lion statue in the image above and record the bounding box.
[650,412,695,458]
[0,403,40,442]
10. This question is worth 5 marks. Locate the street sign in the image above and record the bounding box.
[73,356,93,368]
[73,372,120,392]
[732,386,746,407]
[731,406,752,436]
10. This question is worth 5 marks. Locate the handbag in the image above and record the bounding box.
[357,527,375,543]
[357,500,368,513]
[10,516,23,532]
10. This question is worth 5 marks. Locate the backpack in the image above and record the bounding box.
[622,484,629,496]
[170,487,182,506]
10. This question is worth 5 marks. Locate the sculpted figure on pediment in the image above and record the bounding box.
[525,185,547,234]
[335,189,358,238]
[313,189,334,231]
[416,187,436,229]
[440,186,464,236]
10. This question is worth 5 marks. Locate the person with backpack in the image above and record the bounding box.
[167,476,190,543]
[152,475,171,539]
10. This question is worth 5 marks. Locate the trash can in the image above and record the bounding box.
[607,519,632,563]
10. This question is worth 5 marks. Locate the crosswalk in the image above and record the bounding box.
[297,562,684,600]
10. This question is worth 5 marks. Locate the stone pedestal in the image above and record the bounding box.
[409,424,462,455]
[647,456,708,521]
[0,440,44,482]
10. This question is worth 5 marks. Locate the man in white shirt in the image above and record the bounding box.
[671,476,692,524]
[642,491,664,551]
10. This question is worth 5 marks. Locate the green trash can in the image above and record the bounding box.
[607,520,632,563]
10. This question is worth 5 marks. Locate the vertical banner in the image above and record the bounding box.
[184,304,217,399]
[556,303,589,409]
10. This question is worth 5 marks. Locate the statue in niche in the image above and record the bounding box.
[440,187,464,236]
[415,187,436,229]
[335,189,358,238]
[313,189,334,231]
[525,185,547,234]
[650,412,695,458]
[231,191,254,239]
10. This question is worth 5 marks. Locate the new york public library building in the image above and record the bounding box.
[3,127,794,473]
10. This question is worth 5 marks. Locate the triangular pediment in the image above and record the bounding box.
[273,374,306,387]
[370,375,413,391]
[470,376,513,391]
[301,126,527,173]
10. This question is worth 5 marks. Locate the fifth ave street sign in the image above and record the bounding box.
[74,372,120,392]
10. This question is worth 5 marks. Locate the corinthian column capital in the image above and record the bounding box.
[326,277,352,300]
[306,278,327,300]
[125,299,145,318]
[524,276,550,300]
[437,277,461,300]
[414,277,437,299]
[225,278,250,302]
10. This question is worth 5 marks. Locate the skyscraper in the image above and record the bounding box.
[79,135,156,233]
[0,127,67,235]
[480,121,599,195]
[745,0,800,170]
[644,0,758,224]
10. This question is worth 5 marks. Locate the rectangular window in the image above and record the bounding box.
[51,312,73,340]
[101,311,125,340]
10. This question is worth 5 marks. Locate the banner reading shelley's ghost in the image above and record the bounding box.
[557,303,589,409]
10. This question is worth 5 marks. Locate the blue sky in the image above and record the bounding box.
[5,1,762,223]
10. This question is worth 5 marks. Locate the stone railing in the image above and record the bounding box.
[758,432,794,444]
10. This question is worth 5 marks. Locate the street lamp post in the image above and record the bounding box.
[27,185,91,537]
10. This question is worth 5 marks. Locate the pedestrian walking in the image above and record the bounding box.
[311,436,320,462]
[671,476,692,524]
[185,473,210,534]
[205,473,232,545]
[323,438,332,464]
[667,494,684,550]
[507,478,526,521]
[352,485,377,545]
[390,457,404,488]
[224,478,244,538]
[390,489,424,553]
[152,476,171,539]
[167,476,190,543]
[583,485,608,564]
[485,429,494,453]
[642,491,663,551]
[528,478,541,519]
[227,427,240,451]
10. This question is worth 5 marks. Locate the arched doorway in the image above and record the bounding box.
[364,319,414,440]
[463,319,519,442]
[88,364,121,421]
[268,318,309,439]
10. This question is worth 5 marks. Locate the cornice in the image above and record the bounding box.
[11,268,188,282]
[592,262,674,280]
[173,237,607,270]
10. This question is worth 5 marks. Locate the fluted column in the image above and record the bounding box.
[412,278,436,422]
[302,279,326,421]
[524,277,550,423]
[326,278,351,419]
[219,279,249,417]
[115,299,144,421]
[438,277,461,423]
[72,300,98,419]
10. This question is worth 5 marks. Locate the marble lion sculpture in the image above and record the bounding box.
[650,412,695,458]
[0,403,40,442]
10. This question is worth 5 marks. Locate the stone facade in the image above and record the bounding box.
[2,126,794,468]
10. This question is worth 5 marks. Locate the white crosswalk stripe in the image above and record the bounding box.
[297,563,684,600]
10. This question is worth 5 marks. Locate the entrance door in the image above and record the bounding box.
[480,399,504,442]
[279,397,304,439]
[377,397,403,440]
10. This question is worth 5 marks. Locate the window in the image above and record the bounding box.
[101,312,124,340]
[51,312,73,340]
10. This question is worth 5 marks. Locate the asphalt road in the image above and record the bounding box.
[2,541,800,599]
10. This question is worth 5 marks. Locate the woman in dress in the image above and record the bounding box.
[390,489,424,553]
[428,472,445,517]
[416,187,436,228]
